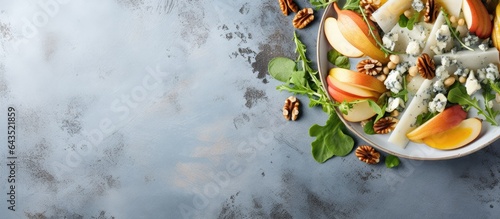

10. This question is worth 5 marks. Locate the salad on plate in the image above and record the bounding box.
[319,0,500,155]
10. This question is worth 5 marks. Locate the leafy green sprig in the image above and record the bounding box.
[441,8,474,51]
[416,111,437,126]
[309,0,360,11]
[309,0,337,9]
[358,5,397,56]
[269,33,352,162]
[268,32,389,163]
[447,84,499,126]
[385,155,400,168]
[327,49,350,69]
[398,12,420,30]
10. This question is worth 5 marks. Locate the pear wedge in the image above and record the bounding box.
[333,3,390,64]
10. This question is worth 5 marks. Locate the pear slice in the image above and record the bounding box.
[324,17,364,57]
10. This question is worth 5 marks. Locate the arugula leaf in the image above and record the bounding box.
[482,84,500,123]
[367,99,385,122]
[391,77,408,102]
[268,32,355,163]
[342,0,361,13]
[416,111,437,126]
[385,155,400,168]
[309,0,336,9]
[489,80,500,94]
[310,113,354,162]
[359,5,396,56]
[268,57,296,82]
[363,120,375,135]
[441,8,474,51]
[290,70,307,87]
[309,0,360,12]
[447,84,499,126]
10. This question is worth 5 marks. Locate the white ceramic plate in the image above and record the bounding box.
[316,2,500,160]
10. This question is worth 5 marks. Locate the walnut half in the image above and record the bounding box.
[283,96,300,121]
[357,59,383,76]
[355,145,380,164]
[373,117,398,134]
[424,0,439,23]
[417,53,436,79]
[293,8,314,29]
[278,0,299,16]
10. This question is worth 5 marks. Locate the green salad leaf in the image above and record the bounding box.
[416,111,437,126]
[327,49,350,69]
[268,57,296,82]
[309,0,360,12]
[447,84,499,126]
[268,32,355,163]
[310,113,354,162]
[398,12,419,30]
[385,155,400,168]
[398,14,408,28]
[363,120,375,135]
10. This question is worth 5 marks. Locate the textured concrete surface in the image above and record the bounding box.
[0,0,499,218]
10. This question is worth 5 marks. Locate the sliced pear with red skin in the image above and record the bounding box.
[327,83,377,103]
[324,17,364,57]
[462,0,492,39]
[327,76,381,99]
[333,3,390,64]
[475,0,492,39]
[462,0,481,33]
[422,118,482,150]
[406,105,467,141]
[329,68,387,94]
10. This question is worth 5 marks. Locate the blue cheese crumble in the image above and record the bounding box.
[432,80,446,94]
[412,0,425,12]
[435,66,449,79]
[463,33,479,47]
[486,63,499,81]
[478,63,499,83]
[384,70,404,93]
[406,41,421,56]
[386,97,405,112]
[383,32,398,51]
[465,70,481,95]
[453,66,469,77]
[431,25,452,55]
[440,56,454,67]
[428,93,447,113]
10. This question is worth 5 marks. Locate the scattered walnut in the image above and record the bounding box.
[424,0,439,23]
[278,0,299,16]
[355,145,380,164]
[278,0,289,16]
[286,0,299,13]
[357,59,383,76]
[283,96,300,121]
[417,53,436,79]
[373,117,398,134]
[293,8,314,29]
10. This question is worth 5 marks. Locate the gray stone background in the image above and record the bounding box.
[0,0,499,218]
